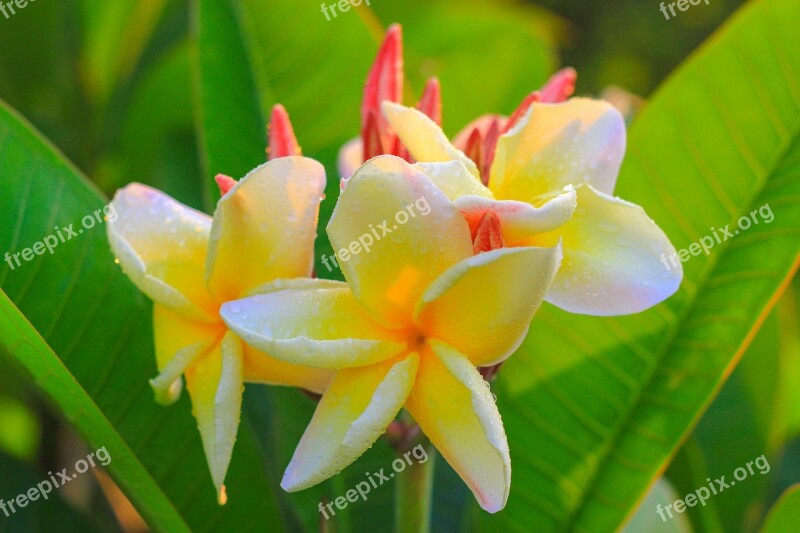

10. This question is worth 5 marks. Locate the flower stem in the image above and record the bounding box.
[394,444,435,533]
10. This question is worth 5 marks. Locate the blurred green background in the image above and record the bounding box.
[1,0,798,532]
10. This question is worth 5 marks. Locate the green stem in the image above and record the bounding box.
[394,445,435,533]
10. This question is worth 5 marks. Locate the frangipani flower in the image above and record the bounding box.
[220,155,563,512]
[107,105,332,501]
[382,96,683,315]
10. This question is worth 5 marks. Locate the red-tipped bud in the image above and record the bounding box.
[482,119,501,183]
[215,174,237,196]
[463,127,485,182]
[417,77,442,126]
[361,110,384,161]
[471,211,505,254]
[390,136,411,162]
[501,69,577,136]
[267,104,301,160]
[539,67,577,103]
[362,24,403,153]
[504,91,540,134]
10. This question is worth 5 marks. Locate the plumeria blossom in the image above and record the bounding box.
[382,93,683,315]
[338,24,442,180]
[107,105,332,502]
[220,155,563,512]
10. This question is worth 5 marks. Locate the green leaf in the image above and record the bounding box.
[475,0,800,530]
[622,478,692,533]
[761,484,800,533]
[665,300,790,532]
[0,292,188,531]
[664,440,725,533]
[79,0,169,106]
[0,101,285,531]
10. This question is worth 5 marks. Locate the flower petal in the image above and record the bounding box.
[281,354,419,491]
[151,304,223,404]
[413,160,493,201]
[490,98,626,202]
[546,184,682,315]
[205,157,326,302]
[338,137,363,181]
[382,102,480,179]
[455,186,577,247]
[241,343,332,394]
[107,184,215,322]
[221,280,406,369]
[406,341,510,513]
[328,155,473,328]
[415,245,561,366]
[184,331,244,500]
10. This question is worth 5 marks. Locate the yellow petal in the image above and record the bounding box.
[151,304,224,404]
[416,245,561,367]
[107,184,216,322]
[205,157,326,302]
[413,161,493,202]
[242,343,332,394]
[281,354,419,491]
[546,184,682,315]
[455,186,577,247]
[241,275,344,298]
[490,98,626,202]
[328,155,473,328]
[406,341,510,513]
[184,331,244,499]
[150,340,210,405]
[221,280,406,369]
[382,102,480,179]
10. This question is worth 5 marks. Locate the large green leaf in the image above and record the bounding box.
[761,484,800,533]
[0,101,285,531]
[622,478,692,533]
[0,293,186,531]
[665,303,788,532]
[474,0,800,531]
[79,0,169,106]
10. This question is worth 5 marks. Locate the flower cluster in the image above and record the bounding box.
[107,25,681,512]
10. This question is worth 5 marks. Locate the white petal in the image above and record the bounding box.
[546,184,683,315]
